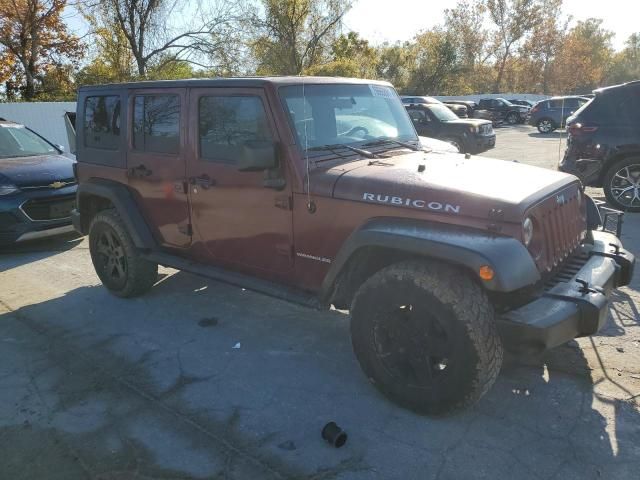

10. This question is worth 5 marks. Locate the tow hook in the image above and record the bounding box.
[576,278,603,295]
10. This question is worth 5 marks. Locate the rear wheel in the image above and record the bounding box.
[506,112,519,125]
[350,261,503,415]
[603,158,640,212]
[89,209,158,297]
[537,118,555,133]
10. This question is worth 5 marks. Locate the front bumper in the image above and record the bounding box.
[0,186,76,246]
[470,134,496,153]
[497,230,635,354]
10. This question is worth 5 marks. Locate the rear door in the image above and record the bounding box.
[186,87,294,275]
[126,89,191,248]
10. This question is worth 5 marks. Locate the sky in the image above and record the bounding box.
[343,0,636,50]
[62,0,636,53]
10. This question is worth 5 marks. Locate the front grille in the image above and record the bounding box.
[480,124,493,135]
[543,250,590,291]
[530,185,586,273]
[21,195,75,221]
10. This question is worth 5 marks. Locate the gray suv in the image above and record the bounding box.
[529,96,590,133]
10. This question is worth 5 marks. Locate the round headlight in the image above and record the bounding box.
[523,217,534,246]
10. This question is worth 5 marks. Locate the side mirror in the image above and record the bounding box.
[238,140,278,172]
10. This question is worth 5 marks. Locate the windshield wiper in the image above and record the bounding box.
[308,143,380,159]
[363,138,431,153]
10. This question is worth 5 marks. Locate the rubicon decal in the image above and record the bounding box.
[362,193,461,214]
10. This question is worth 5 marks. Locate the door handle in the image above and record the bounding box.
[128,164,152,178]
[189,174,214,189]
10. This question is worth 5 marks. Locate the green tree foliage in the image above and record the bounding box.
[609,33,640,85]
[0,0,84,100]
[306,31,378,77]
[552,18,614,94]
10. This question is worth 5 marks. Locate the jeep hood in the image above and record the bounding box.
[320,152,579,222]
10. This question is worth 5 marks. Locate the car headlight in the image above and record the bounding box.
[0,183,20,196]
[523,217,534,246]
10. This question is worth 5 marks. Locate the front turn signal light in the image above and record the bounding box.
[479,265,495,281]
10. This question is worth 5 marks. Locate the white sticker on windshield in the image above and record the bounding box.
[369,85,395,99]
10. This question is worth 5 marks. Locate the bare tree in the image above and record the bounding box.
[91,0,240,76]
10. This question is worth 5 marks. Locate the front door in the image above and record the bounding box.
[127,88,191,248]
[407,107,438,137]
[187,87,294,276]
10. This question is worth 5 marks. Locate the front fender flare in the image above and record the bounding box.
[320,218,540,299]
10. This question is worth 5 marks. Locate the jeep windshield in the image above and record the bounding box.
[279,84,417,155]
[0,125,58,158]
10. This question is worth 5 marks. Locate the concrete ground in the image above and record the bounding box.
[1,125,639,479]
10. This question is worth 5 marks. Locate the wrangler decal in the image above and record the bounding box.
[362,193,460,214]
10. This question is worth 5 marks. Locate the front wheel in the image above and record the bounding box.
[506,112,519,125]
[350,261,503,415]
[442,137,464,153]
[603,158,640,212]
[89,209,158,297]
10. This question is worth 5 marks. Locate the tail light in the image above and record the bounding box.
[567,123,598,136]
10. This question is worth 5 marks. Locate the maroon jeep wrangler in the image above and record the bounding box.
[72,77,634,415]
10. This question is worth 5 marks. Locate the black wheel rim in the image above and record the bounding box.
[610,164,640,208]
[95,228,127,288]
[373,303,453,388]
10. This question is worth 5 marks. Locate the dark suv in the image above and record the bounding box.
[561,81,640,211]
[477,98,528,125]
[0,120,76,245]
[405,102,495,153]
[72,77,633,415]
[529,96,590,133]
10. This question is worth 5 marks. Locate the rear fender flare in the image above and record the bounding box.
[76,179,156,249]
[320,218,540,301]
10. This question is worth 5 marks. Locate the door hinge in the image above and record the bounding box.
[275,195,293,210]
[178,223,192,236]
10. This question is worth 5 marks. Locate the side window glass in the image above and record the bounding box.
[133,95,180,154]
[84,96,120,150]
[408,109,425,122]
[199,96,272,164]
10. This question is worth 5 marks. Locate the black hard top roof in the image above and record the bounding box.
[78,76,393,92]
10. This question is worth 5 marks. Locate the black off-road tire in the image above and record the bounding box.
[350,260,503,415]
[602,157,640,212]
[89,209,158,297]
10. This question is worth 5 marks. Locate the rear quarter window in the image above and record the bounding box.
[84,96,120,150]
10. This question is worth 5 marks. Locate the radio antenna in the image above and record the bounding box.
[302,75,312,212]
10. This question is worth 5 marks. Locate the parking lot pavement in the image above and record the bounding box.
[1,126,639,479]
